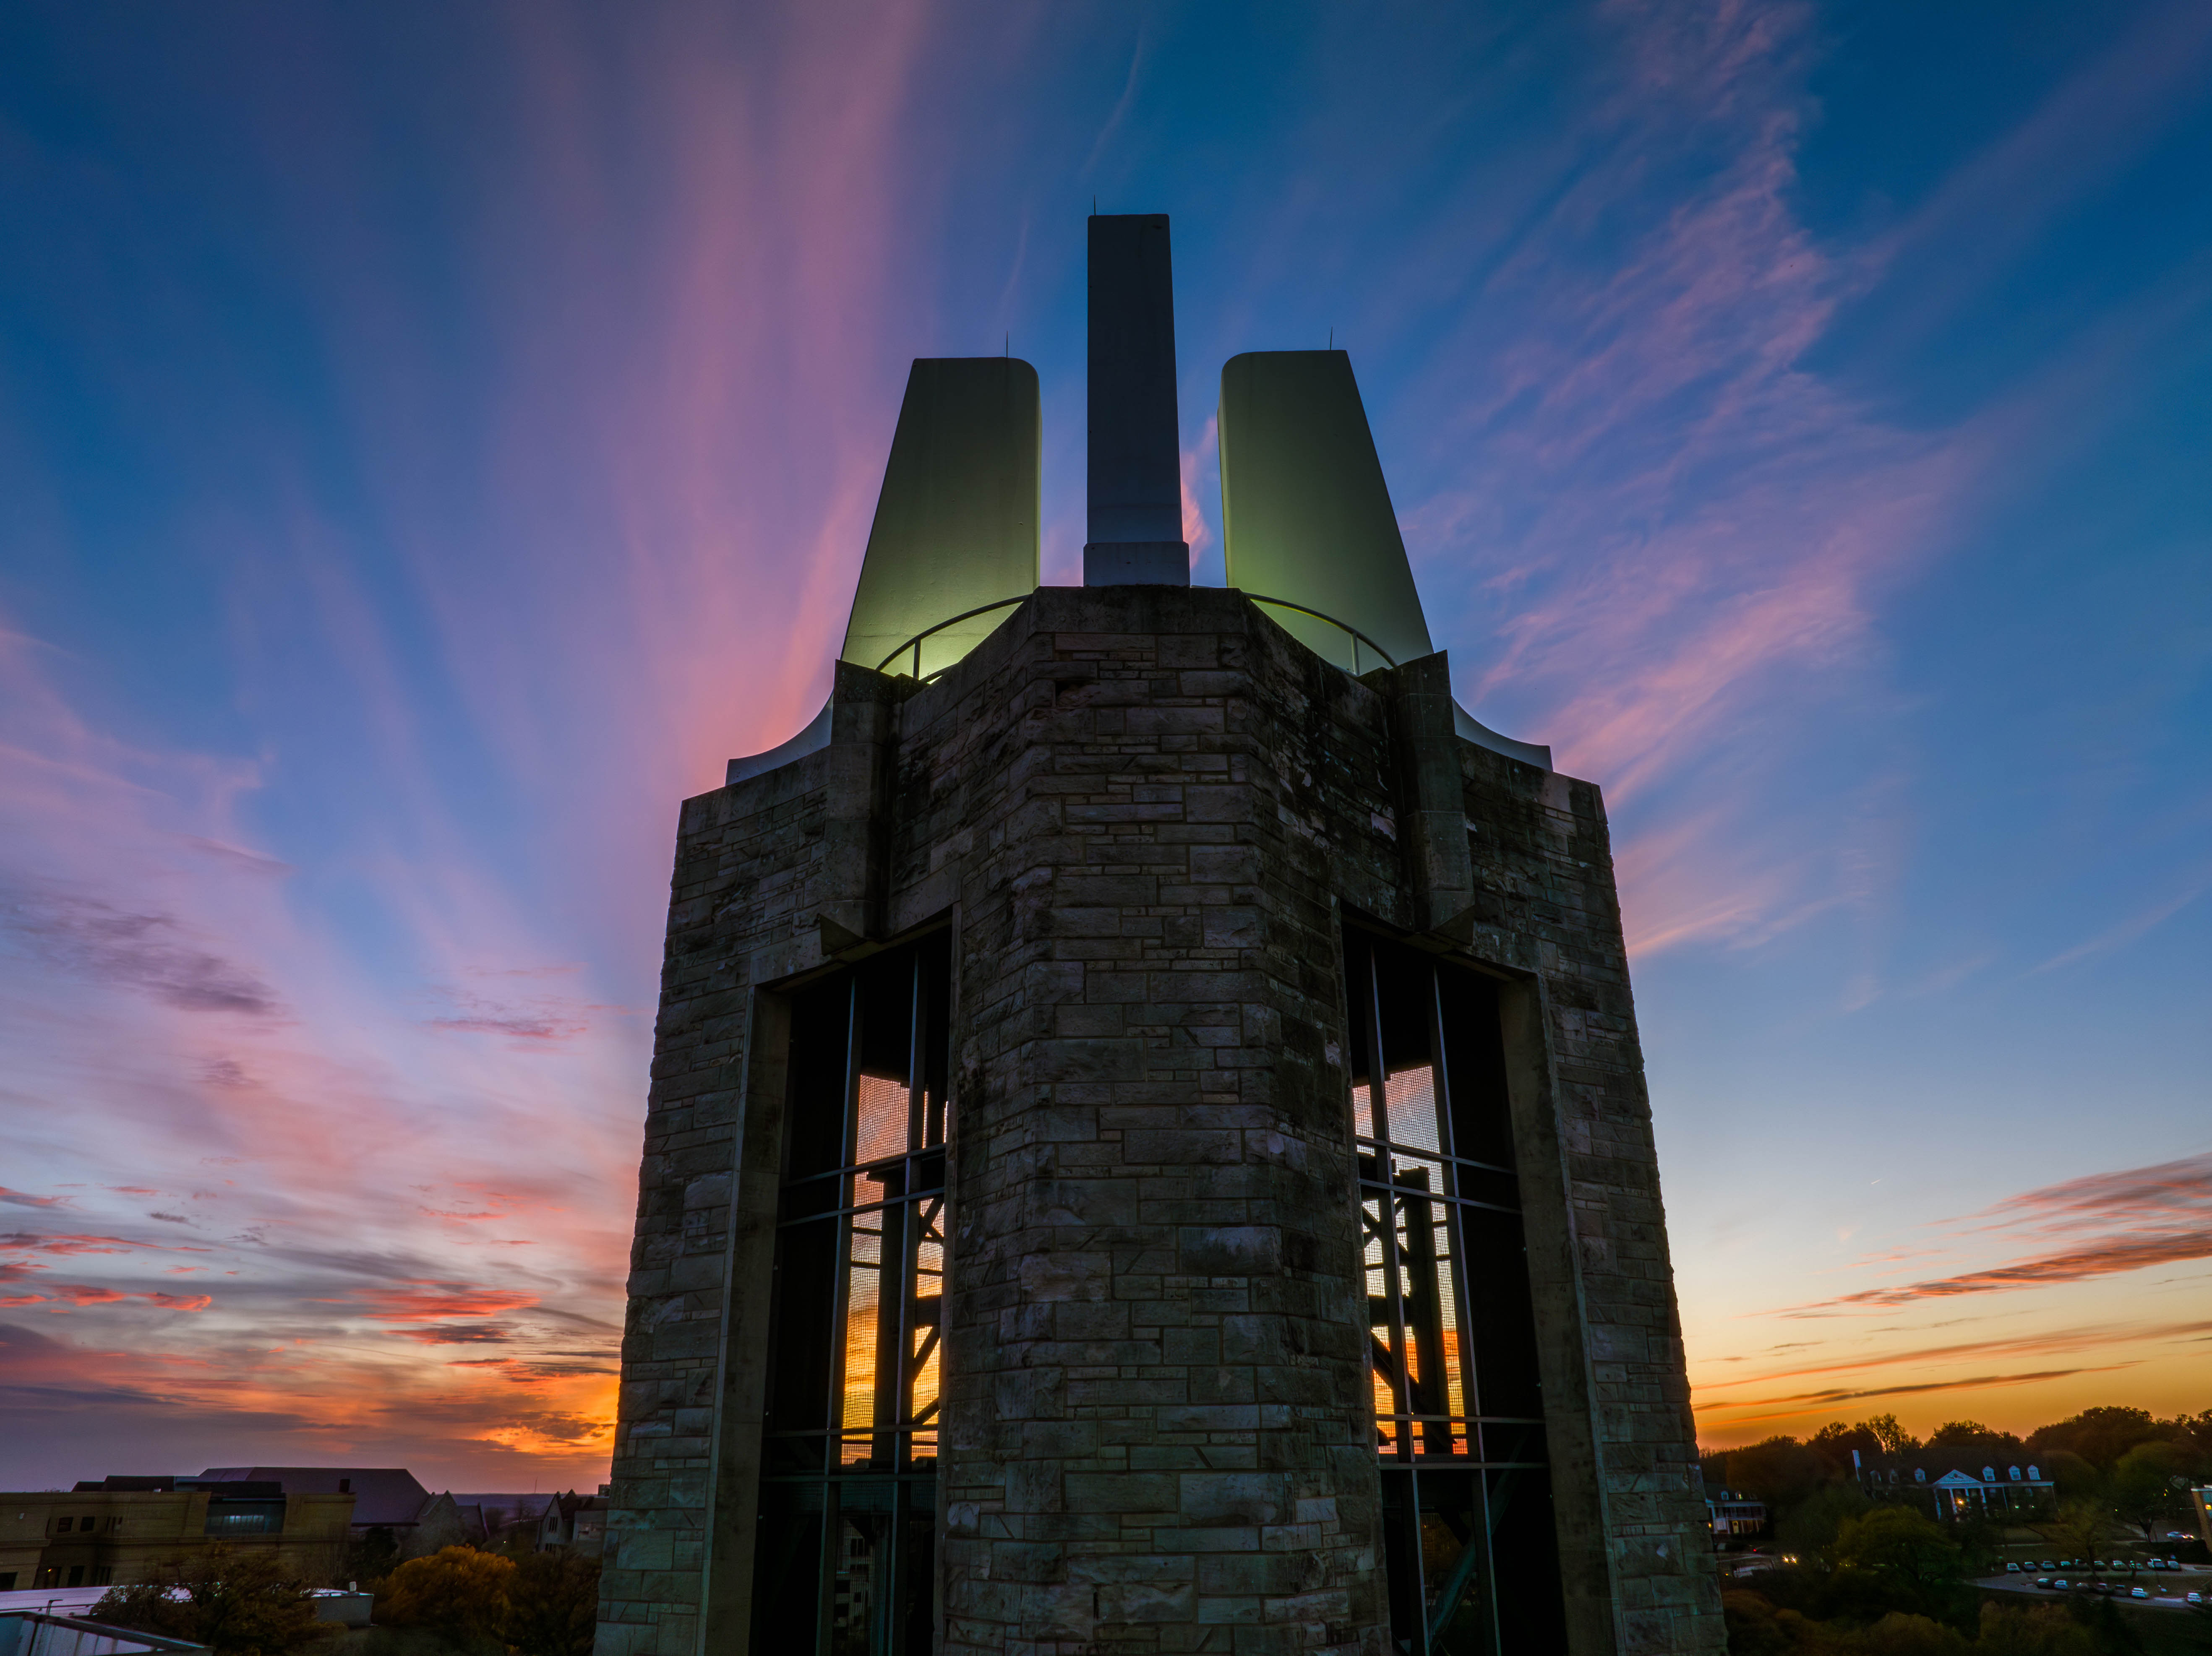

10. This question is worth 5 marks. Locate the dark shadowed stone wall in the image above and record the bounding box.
[595,586,1722,1656]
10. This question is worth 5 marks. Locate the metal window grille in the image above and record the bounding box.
[1346,928,1570,1656]
[753,935,951,1656]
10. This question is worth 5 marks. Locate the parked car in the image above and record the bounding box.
[2042,1560,2055,1570]
[2188,1593,2203,1606]
[2131,1588,2148,1599]
[2054,1580,2069,1590]
[2006,1563,2020,1573]
[2035,1578,2051,1589]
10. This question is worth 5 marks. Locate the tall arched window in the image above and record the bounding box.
[753,934,951,1656]
[1346,928,1566,1656]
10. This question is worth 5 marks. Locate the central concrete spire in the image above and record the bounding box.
[1083,213,1189,585]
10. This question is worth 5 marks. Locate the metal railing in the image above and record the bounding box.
[1240,594,1398,673]
[873,589,1397,681]
[875,596,1031,679]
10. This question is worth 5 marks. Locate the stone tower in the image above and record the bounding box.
[595,218,1723,1656]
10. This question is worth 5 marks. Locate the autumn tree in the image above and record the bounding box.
[93,1547,333,1656]
[1975,1602,2097,1656]
[376,1546,516,1651]
[1868,1613,1979,1656]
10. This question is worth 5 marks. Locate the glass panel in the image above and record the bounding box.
[751,1482,827,1652]
[831,1504,891,1656]
[1418,1472,1496,1656]
[1380,1474,1427,1652]
[1461,1204,1543,1419]
[769,1218,840,1438]
[1385,1063,1442,1154]
[1487,1467,1569,1655]
[1439,969,1515,1171]
[840,1208,884,1462]
[854,1073,910,1165]
[787,981,856,1181]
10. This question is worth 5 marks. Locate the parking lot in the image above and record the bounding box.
[1977,1561,2207,1613]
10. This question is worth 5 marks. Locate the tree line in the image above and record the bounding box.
[90,1541,600,1656]
[1704,1407,2212,1656]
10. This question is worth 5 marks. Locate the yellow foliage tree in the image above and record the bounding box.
[376,1546,517,1647]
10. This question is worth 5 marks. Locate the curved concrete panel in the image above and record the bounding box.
[840,357,1040,679]
[1218,349,1434,670]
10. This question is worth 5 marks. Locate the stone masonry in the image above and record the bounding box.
[595,585,1723,1656]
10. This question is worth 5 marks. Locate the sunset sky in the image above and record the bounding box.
[3,1,2208,1493]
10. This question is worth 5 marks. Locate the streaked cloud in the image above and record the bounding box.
[2,0,2204,1485]
[1782,1154,2212,1312]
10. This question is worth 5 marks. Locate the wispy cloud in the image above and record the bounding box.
[2031,874,2212,974]
[1783,1154,2212,1314]
[3,885,280,1016]
[1698,1365,2137,1429]
[1697,1317,2212,1395]
[0,1190,70,1209]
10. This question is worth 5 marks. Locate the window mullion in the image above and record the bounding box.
[1427,965,1482,1435]
[829,980,862,1465]
[1369,947,1413,1459]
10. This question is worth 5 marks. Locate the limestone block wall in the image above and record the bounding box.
[1442,747,1722,1656]
[904,589,1396,1655]
[594,586,1722,1656]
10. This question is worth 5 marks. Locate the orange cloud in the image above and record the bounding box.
[346,1282,543,1322]
[1696,1364,2142,1430]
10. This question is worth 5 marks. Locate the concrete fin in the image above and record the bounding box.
[840,357,1040,677]
[1218,349,1433,670]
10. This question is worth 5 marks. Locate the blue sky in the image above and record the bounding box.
[1,0,2206,1487]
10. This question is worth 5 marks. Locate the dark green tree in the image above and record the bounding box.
[2029,1409,2163,1472]
[1927,1420,2025,1458]
[1727,1436,1831,1512]
[1778,1482,1872,1567]
[504,1552,600,1656]
[1826,1505,1968,1625]
[2040,1500,2117,1579]
[1867,1414,1922,1459]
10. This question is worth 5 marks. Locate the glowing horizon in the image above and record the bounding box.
[3,1,2208,1489]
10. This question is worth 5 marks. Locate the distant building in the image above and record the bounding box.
[536,1494,605,1559]
[1849,1454,2056,1521]
[1704,1488,1768,1540]
[0,1479,352,1592]
[198,1469,463,1561]
[451,1494,555,1552]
